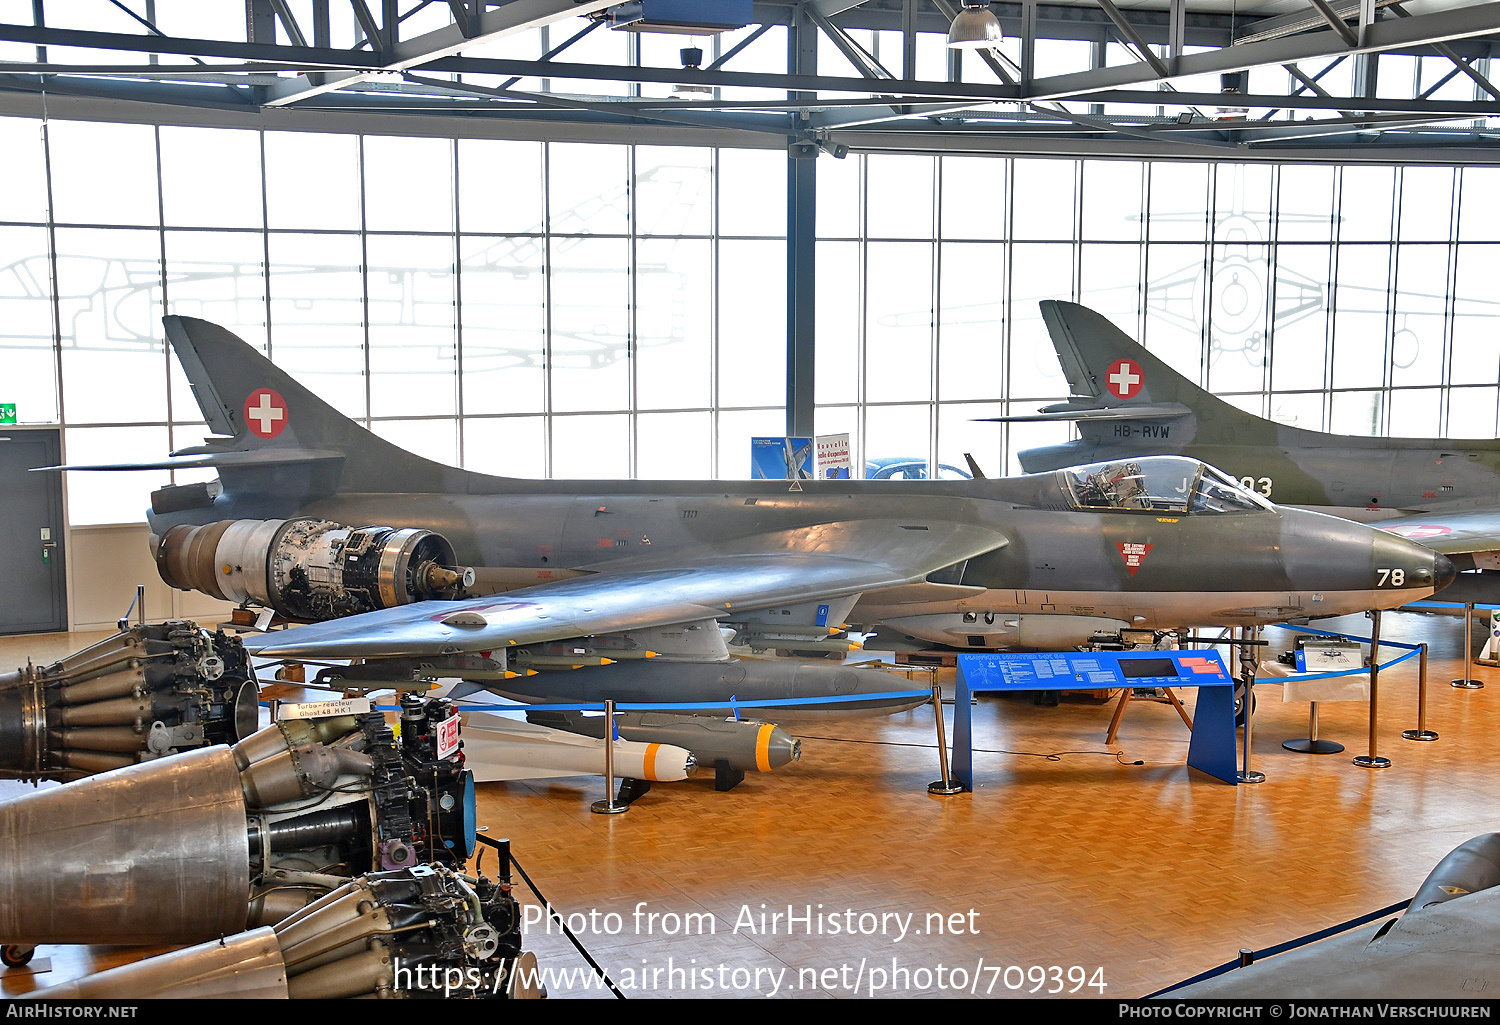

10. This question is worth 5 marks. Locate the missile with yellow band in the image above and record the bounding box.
[526,709,800,775]
[458,711,694,783]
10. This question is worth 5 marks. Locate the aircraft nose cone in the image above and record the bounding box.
[1434,552,1457,593]
[1371,530,1451,595]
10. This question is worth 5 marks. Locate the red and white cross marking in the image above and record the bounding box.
[1381,524,1453,540]
[244,388,288,439]
[1106,358,1144,400]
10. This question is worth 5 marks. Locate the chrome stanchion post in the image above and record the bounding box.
[136,584,145,627]
[1354,609,1391,768]
[928,683,963,795]
[591,699,628,814]
[1452,602,1484,689]
[1404,642,1438,741]
[1238,626,1264,784]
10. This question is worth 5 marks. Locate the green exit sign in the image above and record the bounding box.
[0,404,14,425]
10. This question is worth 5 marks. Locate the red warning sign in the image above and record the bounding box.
[1116,542,1154,576]
[244,388,288,439]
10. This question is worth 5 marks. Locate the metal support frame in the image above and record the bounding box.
[1390,1,1500,98]
[590,699,628,815]
[1169,0,1186,73]
[1237,626,1266,784]
[1020,0,1038,91]
[1452,602,1485,688]
[1282,699,1345,754]
[1403,643,1439,741]
[261,0,619,107]
[2,3,1500,162]
[1308,0,1363,47]
[1353,609,1392,768]
[928,684,963,795]
[1097,0,1171,78]
[787,6,817,440]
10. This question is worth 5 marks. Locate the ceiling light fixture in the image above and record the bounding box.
[672,46,713,98]
[947,3,1003,50]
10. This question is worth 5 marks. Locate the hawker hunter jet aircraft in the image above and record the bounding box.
[1004,301,1500,588]
[51,318,1450,676]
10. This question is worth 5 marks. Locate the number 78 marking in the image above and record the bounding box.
[1377,568,1405,587]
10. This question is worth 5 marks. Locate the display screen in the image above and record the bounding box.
[1119,657,1177,679]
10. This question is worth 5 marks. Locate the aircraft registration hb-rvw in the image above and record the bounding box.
[50,318,1451,685]
[1005,301,1500,591]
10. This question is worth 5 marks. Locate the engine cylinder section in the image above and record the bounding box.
[155,518,472,620]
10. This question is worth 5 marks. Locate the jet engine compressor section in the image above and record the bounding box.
[153,518,475,620]
[0,620,260,782]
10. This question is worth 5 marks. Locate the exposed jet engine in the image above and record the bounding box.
[0,695,474,949]
[0,620,260,781]
[28,864,538,999]
[153,518,475,620]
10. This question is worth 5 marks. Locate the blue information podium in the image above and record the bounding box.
[954,649,1240,788]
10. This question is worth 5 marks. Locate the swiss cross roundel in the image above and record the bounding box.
[1382,524,1452,540]
[244,388,288,439]
[1106,359,1144,400]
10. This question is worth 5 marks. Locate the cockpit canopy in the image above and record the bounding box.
[1060,457,1272,514]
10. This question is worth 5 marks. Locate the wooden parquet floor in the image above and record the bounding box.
[3,610,1498,999]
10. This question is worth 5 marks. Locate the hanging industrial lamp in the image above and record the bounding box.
[946,2,1003,49]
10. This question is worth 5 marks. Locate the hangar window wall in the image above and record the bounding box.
[815,153,1500,479]
[0,116,788,524]
[4,115,1499,525]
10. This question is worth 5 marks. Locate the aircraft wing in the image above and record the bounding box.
[244,520,1006,659]
[1377,510,1500,559]
[978,403,1189,424]
[34,448,344,472]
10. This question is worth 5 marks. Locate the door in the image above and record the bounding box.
[0,428,67,634]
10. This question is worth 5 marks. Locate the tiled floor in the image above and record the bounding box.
[2,610,1496,999]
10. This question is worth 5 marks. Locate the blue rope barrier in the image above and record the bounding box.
[1146,898,1411,997]
[1404,600,1500,611]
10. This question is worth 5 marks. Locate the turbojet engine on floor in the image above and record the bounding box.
[0,695,473,947]
[29,864,539,1000]
[0,621,260,781]
[153,518,474,620]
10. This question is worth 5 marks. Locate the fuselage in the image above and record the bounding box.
[1024,428,1500,514]
[156,457,1451,634]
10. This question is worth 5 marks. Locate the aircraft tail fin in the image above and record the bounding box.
[1037,301,1271,444]
[161,316,470,496]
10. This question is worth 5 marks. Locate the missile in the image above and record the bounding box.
[526,708,800,773]
[459,711,695,782]
[514,654,618,668]
[493,656,926,720]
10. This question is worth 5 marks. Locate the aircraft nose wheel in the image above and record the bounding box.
[1,944,35,968]
[1234,683,1256,728]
